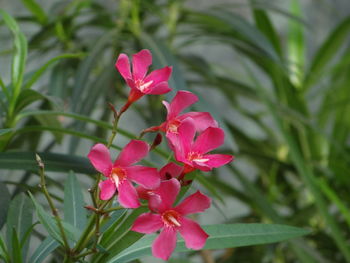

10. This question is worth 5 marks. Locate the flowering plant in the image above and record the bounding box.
[0,47,309,263]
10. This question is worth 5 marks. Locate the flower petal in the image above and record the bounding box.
[146,81,171,95]
[131,213,163,234]
[175,191,211,215]
[115,140,149,167]
[180,112,218,132]
[168,91,198,120]
[125,165,160,189]
[205,154,234,168]
[117,179,140,208]
[149,179,180,213]
[152,227,177,260]
[98,179,117,200]
[87,143,113,177]
[179,217,208,250]
[160,162,183,180]
[115,53,132,81]
[132,49,152,80]
[172,118,196,163]
[144,66,172,87]
[192,127,225,154]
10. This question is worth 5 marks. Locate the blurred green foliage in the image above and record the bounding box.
[1,0,350,262]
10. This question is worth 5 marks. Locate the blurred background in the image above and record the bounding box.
[1,0,350,262]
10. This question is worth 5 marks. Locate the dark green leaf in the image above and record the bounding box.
[11,228,23,263]
[0,152,94,174]
[21,0,48,25]
[6,193,33,261]
[64,171,87,231]
[29,237,59,263]
[0,181,10,229]
[108,224,310,263]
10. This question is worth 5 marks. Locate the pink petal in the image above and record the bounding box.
[205,154,233,168]
[146,81,171,95]
[144,66,172,87]
[168,91,198,120]
[131,213,163,234]
[149,179,180,213]
[117,179,140,208]
[192,127,225,154]
[175,191,211,215]
[98,179,117,200]
[115,53,132,81]
[87,143,113,177]
[136,185,150,200]
[115,140,149,167]
[173,118,196,163]
[180,112,218,132]
[125,165,160,189]
[192,161,212,172]
[160,162,183,180]
[132,49,152,80]
[152,227,177,260]
[178,217,208,250]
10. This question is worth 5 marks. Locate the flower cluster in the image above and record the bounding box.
[88,49,234,260]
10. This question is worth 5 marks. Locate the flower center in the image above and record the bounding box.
[167,119,181,134]
[162,210,181,227]
[135,79,153,93]
[110,167,126,186]
[187,152,209,163]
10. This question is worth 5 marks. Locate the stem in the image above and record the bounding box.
[36,154,71,254]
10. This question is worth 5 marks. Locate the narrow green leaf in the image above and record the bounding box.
[28,192,63,244]
[0,129,13,137]
[23,53,84,90]
[0,233,10,262]
[304,15,350,89]
[0,181,10,229]
[0,152,94,174]
[21,0,48,25]
[0,9,27,90]
[92,207,147,262]
[108,224,310,263]
[287,0,305,87]
[252,7,282,56]
[11,228,23,263]
[64,171,87,231]
[29,192,80,244]
[29,237,59,263]
[6,193,33,261]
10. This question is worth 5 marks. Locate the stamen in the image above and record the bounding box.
[162,210,181,227]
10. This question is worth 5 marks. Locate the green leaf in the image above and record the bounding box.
[23,53,84,90]
[287,0,305,87]
[0,9,27,91]
[92,207,147,262]
[28,192,63,244]
[304,15,350,89]
[21,0,48,25]
[29,237,59,263]
[0,181,10,229]
[29,192,80,244]
[0,233,10,262]
[11,228,23,263]
[6,193,33,261]
[0,152,94,174]
[108,224,310,263]
[13,89,46,115]
[0,129,13,137]
[64,171,87,231]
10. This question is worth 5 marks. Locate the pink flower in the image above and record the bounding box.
[136,162,183,200]
[160,90,218,135]
[173,118,233,173]
[132,179,210,260]
[142,90,217,140]
[115,49,172,111]
[87,140,160,208]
